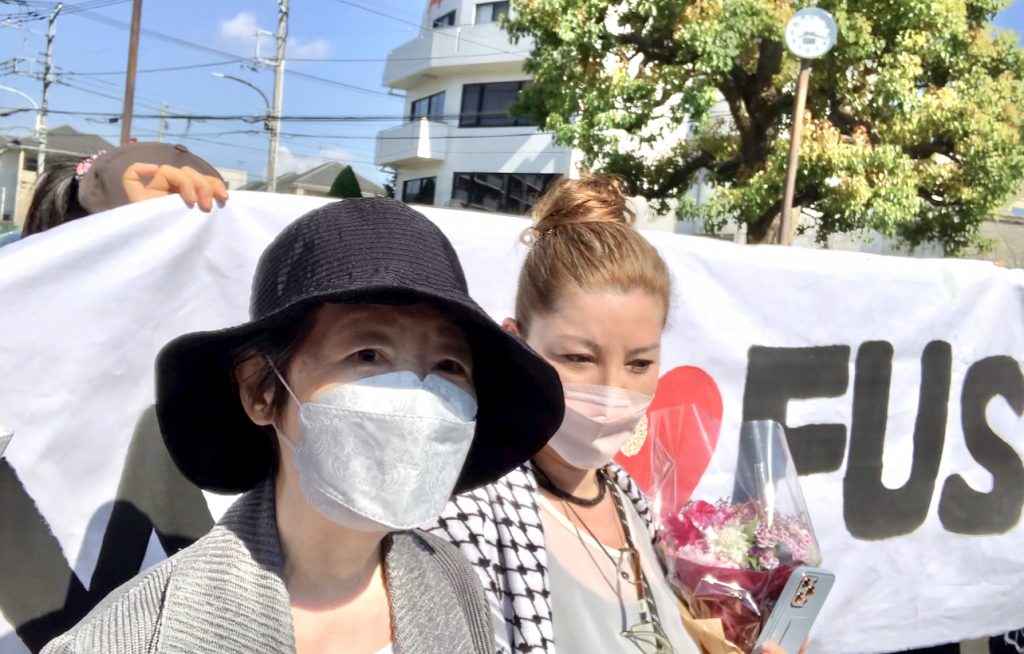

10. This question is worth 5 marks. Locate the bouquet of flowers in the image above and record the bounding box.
[644,415,821,652]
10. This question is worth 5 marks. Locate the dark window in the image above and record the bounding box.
[403,177,436,205]
[475,1,509,24]
[451,172,559,215]
[432,10,456,28]
[459,81,532,128]
[410,91,446,122]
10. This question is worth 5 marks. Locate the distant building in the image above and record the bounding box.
[217,168,248,191]
[374,0,573,218]
[241,162,385,198]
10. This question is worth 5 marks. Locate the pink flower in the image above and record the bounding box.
[686,500,719,528]
[757,551,780,569]
[667,513,704,547]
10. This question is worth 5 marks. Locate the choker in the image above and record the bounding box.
[532,464,607,507]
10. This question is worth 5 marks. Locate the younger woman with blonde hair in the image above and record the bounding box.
[432,175,799,654]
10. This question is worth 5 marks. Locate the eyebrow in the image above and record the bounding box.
[340,327,397,344]
[562,335,603,352]
[627,343,660,357]
[561,335,660,358]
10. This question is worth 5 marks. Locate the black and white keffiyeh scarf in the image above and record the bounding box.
[429,462,655,654]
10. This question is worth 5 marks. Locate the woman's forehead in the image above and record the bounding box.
[311,302,468,345]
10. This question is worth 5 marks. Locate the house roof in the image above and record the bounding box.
[239,162,385,196]
[292,162,386,196]
[239,172,300,191]
[12,125,115,159]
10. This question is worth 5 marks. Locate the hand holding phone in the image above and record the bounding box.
[752,566,834,654]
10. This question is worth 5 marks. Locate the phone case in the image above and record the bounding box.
[752,566,834,654]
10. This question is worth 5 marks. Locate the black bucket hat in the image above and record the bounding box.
[155,198,564,494]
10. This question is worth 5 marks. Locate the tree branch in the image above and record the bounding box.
[649,150,716,197]
[904,138,956,160]
[748,189,821,243]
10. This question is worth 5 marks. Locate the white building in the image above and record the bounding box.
[374,0,573,217]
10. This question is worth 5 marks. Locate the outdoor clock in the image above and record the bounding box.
[784,8,838,60]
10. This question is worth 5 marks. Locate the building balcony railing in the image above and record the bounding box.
[375,119,450,167]
[382,23,532,89]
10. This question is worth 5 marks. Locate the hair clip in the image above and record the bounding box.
[74,150,106,180]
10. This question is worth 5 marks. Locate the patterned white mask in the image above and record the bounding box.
[272,367,477,531]
[548,384,652,469]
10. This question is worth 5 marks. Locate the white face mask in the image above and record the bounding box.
[548,384,652,469]
[272,367,477,532]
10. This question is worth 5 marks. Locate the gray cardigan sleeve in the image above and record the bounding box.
[415,530,496,654]
[41,560,175,654]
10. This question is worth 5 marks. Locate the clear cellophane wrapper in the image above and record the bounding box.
[645,410,821,653]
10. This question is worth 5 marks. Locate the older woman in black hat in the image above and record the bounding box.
[43,199,564,654]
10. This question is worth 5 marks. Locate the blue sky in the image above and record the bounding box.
[1,1,1022,186]
[0,0,425,184]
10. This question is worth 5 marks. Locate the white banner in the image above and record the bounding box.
[0,192,1021,654]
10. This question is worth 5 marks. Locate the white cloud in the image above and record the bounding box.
[219,12,260,44]
[218,11,330,60]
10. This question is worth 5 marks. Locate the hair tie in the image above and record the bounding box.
[75,150,106,180]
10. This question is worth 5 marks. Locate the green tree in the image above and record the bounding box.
[328,165,363,199]
[505,0,1024,252]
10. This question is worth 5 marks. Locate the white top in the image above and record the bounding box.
[538,489,700,654]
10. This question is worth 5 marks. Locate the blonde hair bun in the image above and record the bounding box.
[525,174,636,244]
[515,173,671,330]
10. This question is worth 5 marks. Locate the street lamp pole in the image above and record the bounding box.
[211,72,272,184]
[779,8,838,245]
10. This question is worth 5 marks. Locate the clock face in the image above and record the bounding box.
[784,8,838,60]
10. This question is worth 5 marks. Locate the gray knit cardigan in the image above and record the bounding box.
[42,480,495,654]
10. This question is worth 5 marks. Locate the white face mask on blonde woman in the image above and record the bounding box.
[505,288,665,470]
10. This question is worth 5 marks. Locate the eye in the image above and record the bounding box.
[352,349,383,363]
[436,358,469,377]
[628,359,655,373]
[562,353,595,367]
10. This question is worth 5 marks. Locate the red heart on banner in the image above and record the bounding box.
[615,366,723,507]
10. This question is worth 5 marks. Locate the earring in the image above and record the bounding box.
[620,415,648,457]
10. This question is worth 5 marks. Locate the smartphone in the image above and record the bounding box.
[0,424,12,458]
[752,566,834,654]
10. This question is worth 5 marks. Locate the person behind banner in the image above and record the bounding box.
[15,142,228,243]
[430,175,803,654]
[42,198,565,654]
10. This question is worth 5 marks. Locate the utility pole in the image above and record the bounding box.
[37,3,61,176]
[156,102,168,142]
[267,0,288,193]
[120,0,143,146]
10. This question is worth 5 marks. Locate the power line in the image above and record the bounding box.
[0,106,417,121]
[70,9,399,100]
[1,0,127,24]
[1,106,557,140]
[63,59,237,76]
[130,127,381,167]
